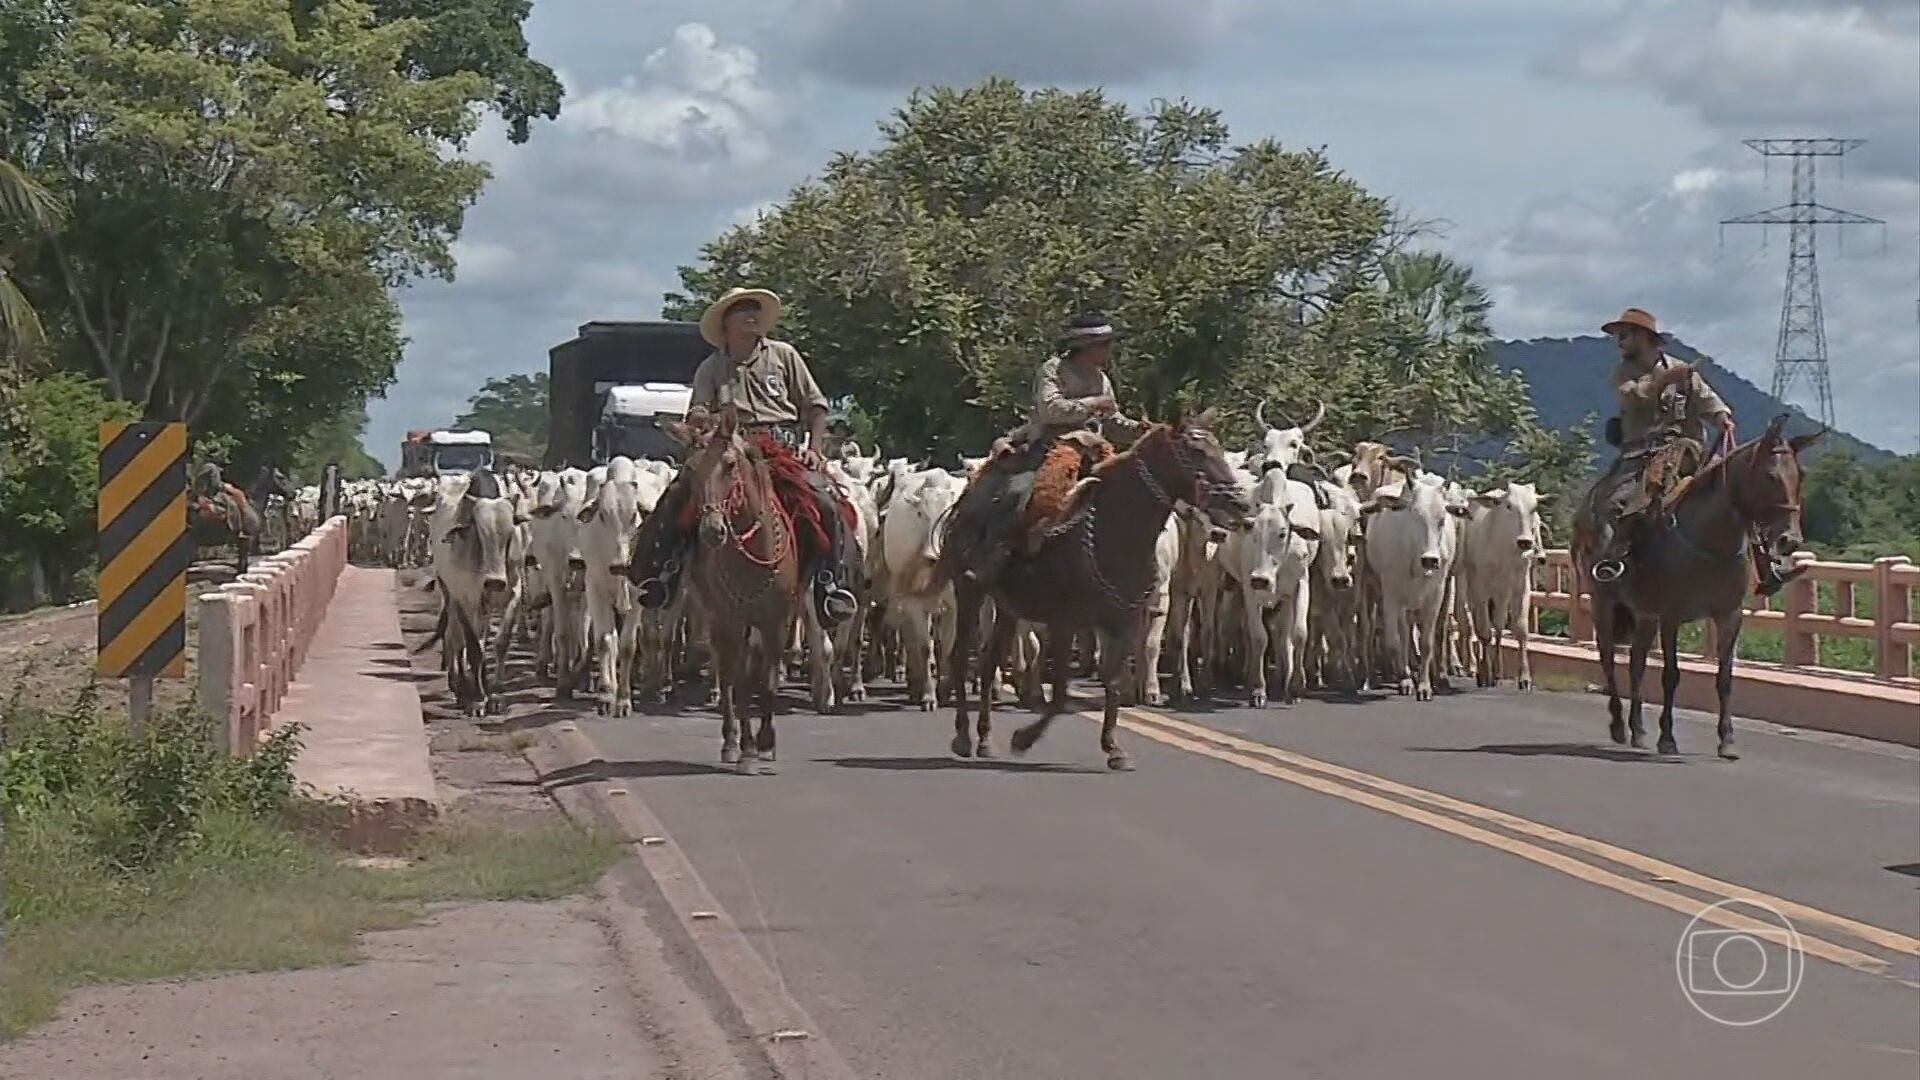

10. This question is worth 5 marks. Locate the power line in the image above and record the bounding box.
[1720,138,1883,430]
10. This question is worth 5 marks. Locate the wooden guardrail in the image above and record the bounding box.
[1526,550,1918,687]
[195,515,350,755]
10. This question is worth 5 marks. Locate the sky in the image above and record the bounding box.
[367,0,1920,461]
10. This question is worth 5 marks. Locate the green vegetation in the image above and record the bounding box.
[666,80,1590,501]
[0,372,139,605]
[1,687,620,1038]
[453,371,549,462]
[0,0,559,608]
[1799,452,1920,562]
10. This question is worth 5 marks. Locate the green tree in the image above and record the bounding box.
[0,157,60,358]
[0,373,139,606]
[453,371,547,460]
[355,0,564,143]
[665,80,1574,476]
[290,402,387,480]
[0,0,499,458]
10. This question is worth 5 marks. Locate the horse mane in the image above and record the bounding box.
[1089,422,1173,479]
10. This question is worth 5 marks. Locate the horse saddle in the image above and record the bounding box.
[192,483,249,532]
[1017,432,1114,553]
[1620,438,1705,519]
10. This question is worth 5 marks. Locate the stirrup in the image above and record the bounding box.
[1590,558,1625,584]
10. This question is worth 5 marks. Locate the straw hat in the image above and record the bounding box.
[699,287,783,347]
[1601,307,1661,338]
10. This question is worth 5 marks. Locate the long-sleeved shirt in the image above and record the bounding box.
[1612,352,1731,447]
[689,337,829,425]
[1022,355,1146,442]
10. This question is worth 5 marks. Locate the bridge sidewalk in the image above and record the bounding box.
[273,564,437,845]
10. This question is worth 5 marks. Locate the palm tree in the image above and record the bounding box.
[1382,250,1493,358]
[0,157,62,358]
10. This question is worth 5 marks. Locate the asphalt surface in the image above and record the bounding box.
[471,599,1920,1077]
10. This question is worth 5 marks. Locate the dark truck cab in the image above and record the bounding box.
[546,320,712,469]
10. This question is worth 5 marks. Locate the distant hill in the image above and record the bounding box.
[1492,336,1894,464]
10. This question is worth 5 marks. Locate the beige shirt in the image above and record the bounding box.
[1025,355,1146,441]
[1612,352,1731,446]
[689,338,829,425]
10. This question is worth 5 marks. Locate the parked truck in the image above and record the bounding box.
[399,428,494,477]
[546,320,712,469]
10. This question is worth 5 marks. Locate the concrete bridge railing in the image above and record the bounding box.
[196,515,350,755]
[1521,550,1919,746]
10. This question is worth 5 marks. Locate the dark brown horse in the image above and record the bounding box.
[1576,414,1819,759]
[190,463,293,573]
[661,410,807,775]
[944,411,1251,769]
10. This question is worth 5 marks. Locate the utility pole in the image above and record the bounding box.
[1721,139,1882,430]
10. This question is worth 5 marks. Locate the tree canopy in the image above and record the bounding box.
[453,371,547,461]
[666,79,1585,494]
[0,372,139,605]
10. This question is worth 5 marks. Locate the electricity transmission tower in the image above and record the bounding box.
[1720,139,1882,429]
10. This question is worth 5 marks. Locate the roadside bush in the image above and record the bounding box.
[1,678,304,874]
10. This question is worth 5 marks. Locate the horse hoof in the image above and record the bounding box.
[1657,739,1679,757]
[1009,728,1039,755]
[950,734,974,758]
[975,740,997,759]
[1107,751,1135,772]
[1717,743,1739,761]
[735,756,757,775]
[756,759,778,775]
[1609,722,1628,745]
[721,747,741,764]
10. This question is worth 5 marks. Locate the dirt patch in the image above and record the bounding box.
[0,899,665,1080]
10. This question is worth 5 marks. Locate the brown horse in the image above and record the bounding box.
[190,463,293,573]
[944,410,1251,769]
[1576,414,1819,760]
[661,410,807,775]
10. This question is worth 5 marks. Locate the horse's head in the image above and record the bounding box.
[664,406,757,545]
[1730,413,1822,562]
[1132,407,1252,531]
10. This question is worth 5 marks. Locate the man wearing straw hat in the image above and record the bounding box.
[1585,306,1799,596]
[629,286,861,627]
[945,311,1148,586]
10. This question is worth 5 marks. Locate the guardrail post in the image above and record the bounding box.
[196,592,238,754]
[1781,551,1816,667]
[1875,556,1911,680]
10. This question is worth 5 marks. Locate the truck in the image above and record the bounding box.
[546,320,712,469]
[398,428,494,477]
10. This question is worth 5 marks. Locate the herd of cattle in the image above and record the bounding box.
[306,408,1559,728]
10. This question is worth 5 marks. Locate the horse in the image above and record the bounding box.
[1575,414,1819,759]
[659,410,810,775]
[191,463,294,572]
[943,410,1251,770]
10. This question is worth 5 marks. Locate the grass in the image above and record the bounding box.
[1,687,622,1040]
[2,811,622,1038]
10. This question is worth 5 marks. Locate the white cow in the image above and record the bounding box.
[874,465,965,710]
[1135,513,1182,705]
[1162,505,1227,702]
[1461,481,1553,691]
[425,470,515,716]
[576,457,645,716]
[528,468,591,698]
[1360,470,1468,701]
[1305,476,1364,693]
[1219,469,1322,706]
[1249,398,1327,471]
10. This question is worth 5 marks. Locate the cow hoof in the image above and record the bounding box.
[1415,685,1433,702]
[1107,750,1135,772]
[950,734,973,758]
[756,758,778,775]
[486,695,505,715]
[1717,741,1738,761]
[1657,738,1679,757]
[1518,678,1533,692]
[1249,692,1266,708]
[847,685,867,703]
[918,698,936,713]
[1144,690,1164,706]
[721,746,741,764]
[1397,678,1414,696]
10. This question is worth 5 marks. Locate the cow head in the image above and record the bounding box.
[1471,482,1554,565]
[1237,474,1320,593]
[1251,398,1326,472]
[1361,476,1463,577]
[445,485,516,594]
[578,457,645,574]
[1313,484,1363,590]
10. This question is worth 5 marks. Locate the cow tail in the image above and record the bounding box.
[413,597,449,655]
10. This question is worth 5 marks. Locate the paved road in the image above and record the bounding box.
[450,592,1920,1077]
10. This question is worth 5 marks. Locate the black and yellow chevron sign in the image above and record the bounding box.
[97,421,190,679]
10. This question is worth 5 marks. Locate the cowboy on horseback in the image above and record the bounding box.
[631,287,861,627]
[1585,307,1802,597]
[948,312,1147,586]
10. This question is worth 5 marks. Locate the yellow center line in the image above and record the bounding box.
[1072,708,1897,976]
[1117,706,1920,961]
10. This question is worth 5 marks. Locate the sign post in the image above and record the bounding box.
[97,421,190,730]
